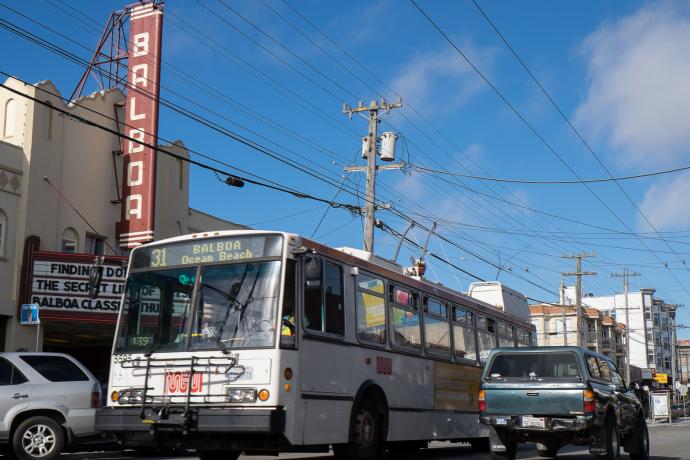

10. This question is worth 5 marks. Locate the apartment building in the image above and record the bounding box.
[529,304,626,369]
[562,287,673,375]
[679,339,690,385]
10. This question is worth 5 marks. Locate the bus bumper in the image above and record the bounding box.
[96,406,286,433]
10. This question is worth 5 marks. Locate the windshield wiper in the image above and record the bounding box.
[214,270,247,354]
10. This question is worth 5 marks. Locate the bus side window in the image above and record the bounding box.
[280,260,297,344]
[304,256,323,333]
[423,297,450,357]
[476,315,497,364]
[452,305,476,362]
[390,285,421,350]
[324,262,344,334]
[303,257,344,336]
[355,274,386,345]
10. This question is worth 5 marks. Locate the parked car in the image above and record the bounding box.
[0,352,102,460]
[479,347,649,460]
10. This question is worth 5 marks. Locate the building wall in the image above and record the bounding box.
[0,77,243,352]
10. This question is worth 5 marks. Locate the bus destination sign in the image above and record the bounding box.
[131,235,283,269]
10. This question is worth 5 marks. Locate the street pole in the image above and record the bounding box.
[611,268,641,385]
[563,253,596,348]
[343,99,402,253]
[560,279,567,346]
[671,314,677,403]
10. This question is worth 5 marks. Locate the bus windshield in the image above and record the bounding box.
[115,261,282,353]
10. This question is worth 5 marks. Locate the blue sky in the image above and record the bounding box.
[3,0,690,338]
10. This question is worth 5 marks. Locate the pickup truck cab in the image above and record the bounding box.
[479,347,648,460]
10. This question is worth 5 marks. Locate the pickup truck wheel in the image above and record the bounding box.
[596,416,620,460]
[12,416,64,460]
[629,417,649,460]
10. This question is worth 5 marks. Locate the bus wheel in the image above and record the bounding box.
[334,399,383,460]
[196,450,240,460]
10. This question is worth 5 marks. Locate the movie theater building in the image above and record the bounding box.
[0,76,244,379]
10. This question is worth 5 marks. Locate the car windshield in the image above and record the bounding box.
[487,353,581,380]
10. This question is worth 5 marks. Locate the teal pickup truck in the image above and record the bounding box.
[479,347,648,460]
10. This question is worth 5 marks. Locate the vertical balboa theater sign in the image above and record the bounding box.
[116,2,163,249]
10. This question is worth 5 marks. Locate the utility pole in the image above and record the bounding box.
[343,98,402,253]
[611,268,641,385]
[562,253,597,348]
[560,278,567,346]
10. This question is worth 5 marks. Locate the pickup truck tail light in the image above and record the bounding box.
[478,390,486,413]
[583,389,595,413]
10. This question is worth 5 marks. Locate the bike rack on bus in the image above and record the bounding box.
[120,355,237,428]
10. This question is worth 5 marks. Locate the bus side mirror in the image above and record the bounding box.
[305,256,322,290]
[88,265,104,299]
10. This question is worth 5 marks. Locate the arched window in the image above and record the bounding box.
[3,99,16,138]
[0,210,7,258]
[61,227,79,254]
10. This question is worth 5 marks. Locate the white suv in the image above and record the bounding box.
[0,353,101,460]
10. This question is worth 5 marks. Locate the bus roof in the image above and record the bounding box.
[134,229,533,328]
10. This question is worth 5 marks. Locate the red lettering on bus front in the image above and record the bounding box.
[165,371,203,393]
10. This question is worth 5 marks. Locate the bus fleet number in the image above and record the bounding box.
[376,356,392,375]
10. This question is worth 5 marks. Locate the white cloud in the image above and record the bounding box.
[389,39,497,114]
[639,174,690,230]
[575,2,690,169]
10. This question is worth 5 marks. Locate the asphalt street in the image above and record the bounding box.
[55,422,690,460]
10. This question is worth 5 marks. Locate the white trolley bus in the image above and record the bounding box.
[95,230,535,459]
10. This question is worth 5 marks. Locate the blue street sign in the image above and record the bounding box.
[20,304,40,325]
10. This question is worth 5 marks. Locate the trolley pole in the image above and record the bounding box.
[562,253,596,348]
[343,99,402,253]
[611,268,641,385]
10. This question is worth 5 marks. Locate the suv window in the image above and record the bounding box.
[20,356,88,382]
[0,358,28,385]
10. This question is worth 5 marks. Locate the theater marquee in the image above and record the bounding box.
[30,252,128,322]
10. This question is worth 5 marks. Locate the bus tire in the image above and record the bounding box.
[334,398,384,460]
[196,450,240,460]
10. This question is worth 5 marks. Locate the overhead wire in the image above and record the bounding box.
[272,0,629,295]
[166,1,584,288]
[409,0,690,298]
[408,162,690,185]
[470,0,690,271]
[2,2,644,298]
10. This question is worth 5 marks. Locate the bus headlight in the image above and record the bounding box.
[227,388,257,403]
[117,388,145,404]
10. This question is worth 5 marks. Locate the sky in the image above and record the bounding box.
[2,0,690,339]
